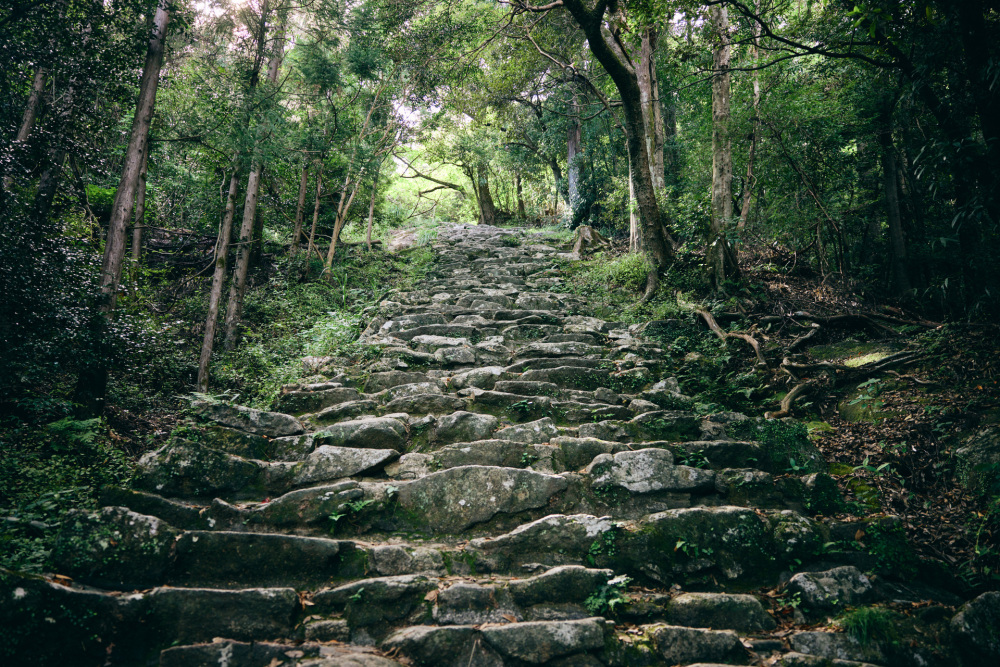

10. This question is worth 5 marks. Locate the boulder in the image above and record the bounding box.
[955,426,1000,496]
[646,625,747,665]
[665,593,776,633]
[319,417,407,452]
[433,411,498,444]
[785,566,873,614]
[293,446,399,485]
[951,591,1000,664]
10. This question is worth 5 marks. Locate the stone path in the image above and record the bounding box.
[4,224,986,666]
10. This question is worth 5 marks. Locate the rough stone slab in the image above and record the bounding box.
[513,341,604,359]
[397,466,569,532]
[195,423,274,458]
[294,445,399,485]
[314,574,436,627]
[552,436,629,470]
[275,387,362,415]
[319,417,407,452]
[672,440,765,469]
[665,593,776,633]
[171,531,356,587]
[495,417,560,444]
[140,587,299,644]
[779,652,879,667]
[433,411,498,444]
[383,393,468,415]
[587,448,716,494]
[448,366,505,389]
[435,582,520,624]
[381,626,499,667]
[98,486,210,530]
[369,545,445,576]
[432,440,537,470]
[51,506,179,590]
[363,370,435,392]
[790,631,885,663]
[469,514,616,566]
[134,440,266,498]
[212,481,363,529]
[310,400,380,426]
[508,565,613,607]
[646,624,747,665]
[191,400,304,436]
[481,617,606,663]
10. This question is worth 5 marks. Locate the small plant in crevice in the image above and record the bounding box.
[837,606,899,644]
[585,575,631,615]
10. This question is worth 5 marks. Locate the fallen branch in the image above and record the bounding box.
[764,380,816,419]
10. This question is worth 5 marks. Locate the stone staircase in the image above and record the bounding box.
[3,223,985,666]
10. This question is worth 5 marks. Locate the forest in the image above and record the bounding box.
[1,0,1000,665]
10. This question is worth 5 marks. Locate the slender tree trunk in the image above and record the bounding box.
[637,26,665,191]
[325,174,363,273]
[567,96,583,223]
[3,67,46,189]
[306,164,322,263]
[366,171,378,250]
[223,17,284,350]
[738,2,761,230]
[515,172,526,219]
[290,159,308,256]
[548,158,567,206]
[877,115,911,295]
[708,4,739,288]
[663,95,679,188]
[629,157,642,252]
[72,2,169,417]
[130,140,149,263]
[98,1,169,312]
[197,167,240,391]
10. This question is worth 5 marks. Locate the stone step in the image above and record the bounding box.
[160,642,405,667]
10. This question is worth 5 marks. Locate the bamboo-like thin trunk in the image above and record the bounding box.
[197,167,240,391]
[515,172,526,219]
[131,140,149,263]
[366,172,378,251]
[306,164,323,262]
[290,160,309,256]
[3,67,46,190]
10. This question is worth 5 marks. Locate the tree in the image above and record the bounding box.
[707,3,739,288]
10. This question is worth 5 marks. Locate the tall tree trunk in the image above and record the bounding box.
[197,167,240,391]
[324,173,363,273]
[290,159,308,256]
[637,26,665,191]
[73,1,169,418]
[663,95,679,188]
[3,67,46,190]
[738,1,761,230]
[707,4,739,288]
[515,172,526,219]
[475,165,498,226]
[130,140,149,263]
[629,157,642,252]
[877,112,911,295]
[567,96,583,223]
[98,1,169,312]
[561,0,674,297]
[548,158,567,206]
[223,14,284,350]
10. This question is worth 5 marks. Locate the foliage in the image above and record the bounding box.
[837,606,900,644]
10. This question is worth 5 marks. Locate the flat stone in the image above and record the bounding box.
[384,382,443,400]
[293,446,399,485]
[551,436,628,470]
[397,466,569,532]
[369,545,444,576]
[433,411,498,444]
[395,324,479,341]
[672,440,765,469]
[587,448,715,494]
[665,593,776,633]
[785,566,873,613]
[514,341,604,359]
[133,440,265,498]
[647,624,746,665]
[433,440,536,469]
[319,417,407,452]
[216,481,363,528]
[434,346,477,366]
[469,514,615,566]
[98,486,210,530]
[481,617,605,663]
[493,380,560,396]
[195,424,273,459]
[191,400,303,436]
[495,418,560,444]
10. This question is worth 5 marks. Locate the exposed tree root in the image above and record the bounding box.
[696,307,769,369]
